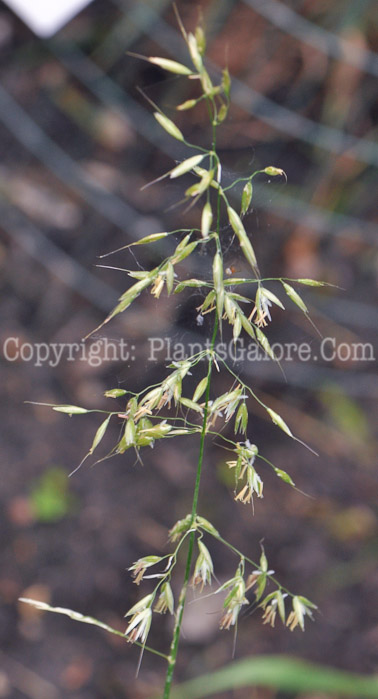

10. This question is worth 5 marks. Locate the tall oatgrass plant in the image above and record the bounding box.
[21,20,327,698]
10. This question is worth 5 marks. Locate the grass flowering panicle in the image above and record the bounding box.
[154,583,175,615]
[20,17,324,697]
[217,564,249,631]
[191,540,214,591]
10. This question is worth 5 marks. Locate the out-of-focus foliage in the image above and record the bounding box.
[173,655,378,698]
[29,467,75,522]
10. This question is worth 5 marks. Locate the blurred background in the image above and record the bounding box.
[0,0,377,697]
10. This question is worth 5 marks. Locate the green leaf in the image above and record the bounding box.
[263,166,286,178]
[154,112,184,141]
[180,397,204,414]
[259,287,285,310]
[200,290,216,312]
[234,402,248,434]
[90,415,111,454]
[19,598,128,640]
[201,201,213,239]
[196,515,219,537]
[186,169,215,197]
[52,405,89,415]
[216,103,228,123]
[172,656,378,698]
[192,377,208,402]
[255,573,267,601]
[213,251,224,320]
[148,57,192,75]
[241,181,253,216]
[124,418,136,446]
[127,270,152,280]
[222,67,231,99]
[165,261,175,295]
[105,276,153,323]
[176,99,198,111]
[240,313,255,340]
[295,278,326,287]
[172,240,199,264]
[104,389,127,398]
[227,292,250,303]
[227,206,259,275]
[131,232,170,246]
[266,408,293,438]
[274,467,295,486]
[276,590,286,624]
[170,155,204,179]
[259,549,268,573]
[233,312,242,341]
[106,295,133,321]
[173,233,192,254]
[194,26,206,55]
[175,279,206,293]
[255,327,276,361]
[187,32,203,72]
[223,278,249,286]
[282,281,308,313]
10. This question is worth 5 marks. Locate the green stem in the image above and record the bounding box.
[190,316,219,523]
[163,315,219,699]
[163,92,222,699]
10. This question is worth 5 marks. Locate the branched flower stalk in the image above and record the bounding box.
[21,20,327,698]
